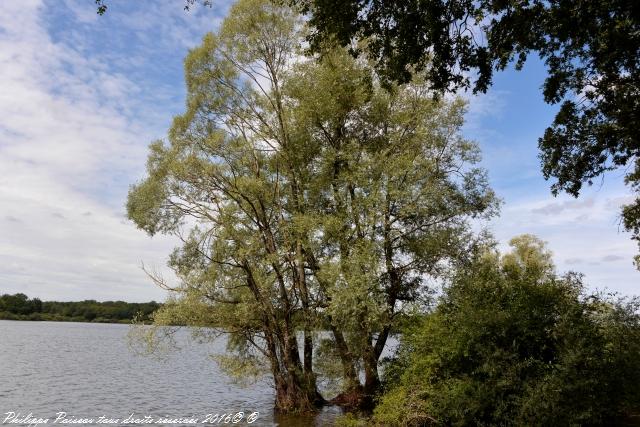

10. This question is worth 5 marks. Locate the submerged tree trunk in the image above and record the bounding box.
[273,370,325,412]
[269,329,325,412]
[328,325,364,408]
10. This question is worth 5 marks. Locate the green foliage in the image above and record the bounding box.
[126,0,497,410]
[296,0,640,263]
[0,293,160,323]
[128,0,326,411]
[213,351,270,387]
[374,235,640,426]
[0,293,41,315]
[335,413,370,427]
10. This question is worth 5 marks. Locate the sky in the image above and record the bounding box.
[0,0,637,302]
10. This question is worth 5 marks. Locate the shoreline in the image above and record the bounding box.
[0,314,133,324]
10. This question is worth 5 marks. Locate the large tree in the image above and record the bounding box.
[294,0,640,265]
[128,0,323,411]
[285,50,497,407]
[127,0,497,412]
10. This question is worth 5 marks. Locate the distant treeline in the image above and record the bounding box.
[0,293,160,323]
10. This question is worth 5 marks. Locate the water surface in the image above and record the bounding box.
[0,321,343,426]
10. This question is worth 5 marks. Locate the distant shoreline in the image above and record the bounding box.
[0,293,160,324]
[0,312,133,324]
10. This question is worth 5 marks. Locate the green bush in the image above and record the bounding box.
[375,235,640,426]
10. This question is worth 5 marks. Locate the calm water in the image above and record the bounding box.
[0,321,344,426]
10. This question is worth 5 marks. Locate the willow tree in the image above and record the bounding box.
[127,0,324,412]
[284,51,498,407]
[127,0,497,413]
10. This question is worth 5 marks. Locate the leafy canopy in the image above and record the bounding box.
[375,235,640,426]
[295,0,640,265]
[126,0,497,410]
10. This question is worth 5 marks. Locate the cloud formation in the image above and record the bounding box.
[531,198,596,215]
[0,0,228,302]
[0,0,637,303]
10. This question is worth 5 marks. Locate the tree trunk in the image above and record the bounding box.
[273,366,325,412]
[267,312,324,413]
[362,339,381,410]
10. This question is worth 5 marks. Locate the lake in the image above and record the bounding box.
[0,321,345,426]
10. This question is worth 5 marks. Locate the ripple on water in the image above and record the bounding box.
[0,321,342,426]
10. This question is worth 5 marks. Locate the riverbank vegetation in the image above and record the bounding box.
[123,0,640,423]
[371,236,640,426]
[0,293,160,323]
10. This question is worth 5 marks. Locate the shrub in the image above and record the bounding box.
[375,235,640,426]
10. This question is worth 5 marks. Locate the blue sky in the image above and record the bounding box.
[0,0,636,302]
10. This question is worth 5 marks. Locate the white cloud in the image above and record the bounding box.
[482,185,639,295]
[460,57,639,297]
[530,197,596,215]
[0,0,216,301]
[0,0,637,304]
